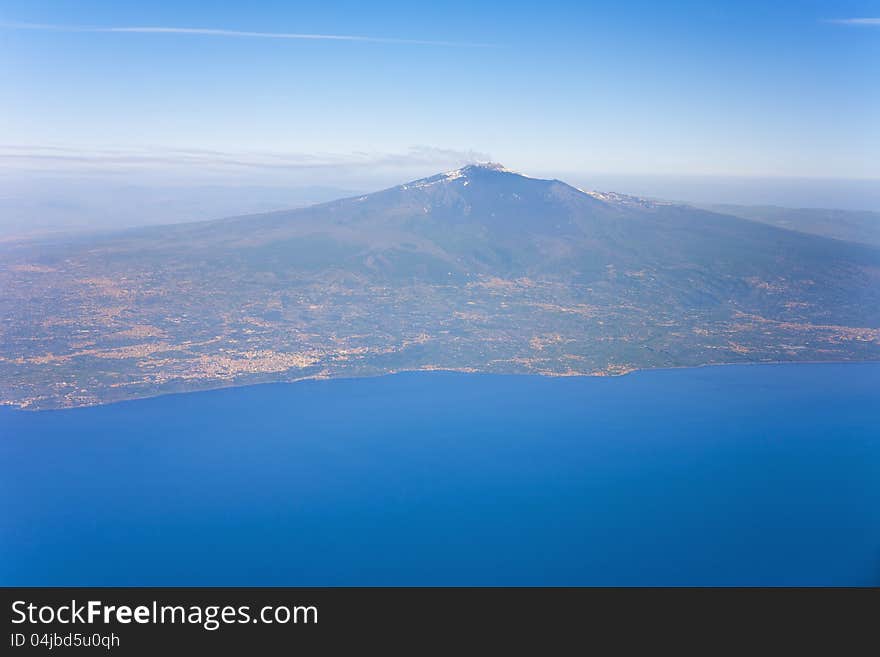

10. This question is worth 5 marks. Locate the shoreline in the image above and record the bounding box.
[3,357,878,414]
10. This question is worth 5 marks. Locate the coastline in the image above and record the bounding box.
[3,357,878,414]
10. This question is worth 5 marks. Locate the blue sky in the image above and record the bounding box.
[1,1,878,198]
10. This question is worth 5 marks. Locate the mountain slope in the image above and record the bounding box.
[697,203,880,248]
[2,163,879,409]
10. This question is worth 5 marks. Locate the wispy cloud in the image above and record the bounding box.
[0,21,495,47]
[827,18,880,26]
[0,145,492,176]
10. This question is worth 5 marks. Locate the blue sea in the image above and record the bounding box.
[2,363,878,586]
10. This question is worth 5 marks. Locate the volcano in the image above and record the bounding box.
[2,163,879,408]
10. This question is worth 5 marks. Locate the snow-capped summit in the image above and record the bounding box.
[414,162,517,186]
[386,163,671,215]
[461,161,513,173]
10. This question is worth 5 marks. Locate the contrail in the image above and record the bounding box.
[826,18,880,26]
[0,21,496,47]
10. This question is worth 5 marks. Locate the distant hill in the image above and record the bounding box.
[2,163,879,409]
[0,182,359,238]
[699,204,880,247]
